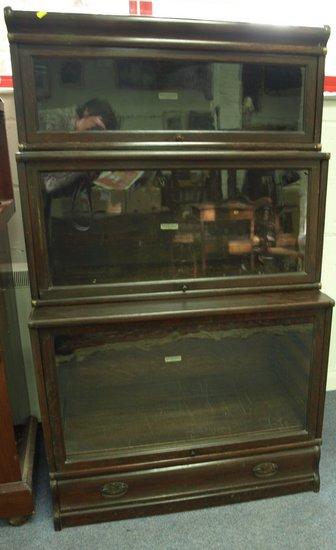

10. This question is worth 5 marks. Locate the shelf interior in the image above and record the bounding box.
[56,319,313,459]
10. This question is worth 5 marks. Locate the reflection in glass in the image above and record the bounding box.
[55,319,313,458]
[41,168,308,286]
[34,57,305,133]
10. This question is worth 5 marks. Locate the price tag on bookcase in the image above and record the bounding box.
[160,223,179,231]
[159,92,178,100]
[165,355,182,364]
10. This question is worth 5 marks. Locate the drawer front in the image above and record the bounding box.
[58,446,319,512]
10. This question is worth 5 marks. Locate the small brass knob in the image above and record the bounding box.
[101,481,128,498]
[252,462,278,478]
[176,134,184,142]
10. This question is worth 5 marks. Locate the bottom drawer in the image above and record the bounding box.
[57,446,320,528]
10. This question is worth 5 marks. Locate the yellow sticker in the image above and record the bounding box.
[36,11,47,19]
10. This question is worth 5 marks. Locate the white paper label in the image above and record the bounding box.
[160,223,179,231]
[159,92,178,100]
[165,355,182,363]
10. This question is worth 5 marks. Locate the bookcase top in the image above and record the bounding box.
[4,7,330,51]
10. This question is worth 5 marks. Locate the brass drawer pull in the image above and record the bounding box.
[252,462,278,478]
[101,481,128,498]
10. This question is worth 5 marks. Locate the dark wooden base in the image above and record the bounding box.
[54,444,320,530]
[0,416,38,522]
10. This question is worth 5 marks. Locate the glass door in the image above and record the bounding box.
[52,315,314,461]
[39,167,309,287]
[33,56,305,134]
[18,46,318,145]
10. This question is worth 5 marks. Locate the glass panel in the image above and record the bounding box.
[55,318,313,458]
[34,57,305,133]
[41,168,308,286]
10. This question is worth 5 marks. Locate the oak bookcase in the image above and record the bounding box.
[5,7,334,528]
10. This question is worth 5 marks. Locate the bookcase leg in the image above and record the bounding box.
[8,516,29,526]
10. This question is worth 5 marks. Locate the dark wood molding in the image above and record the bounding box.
[29,290,334,328]
[4,8,330,50]
[18,142,323,152]
[17,150,331,162]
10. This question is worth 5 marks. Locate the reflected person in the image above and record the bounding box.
[43,98,118,230]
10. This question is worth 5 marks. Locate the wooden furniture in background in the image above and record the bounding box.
[0,99,37,526]
[193,201,256,273]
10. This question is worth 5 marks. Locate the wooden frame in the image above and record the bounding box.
[15,47,318,148]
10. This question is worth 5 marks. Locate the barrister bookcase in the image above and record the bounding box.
[5,7,333,529]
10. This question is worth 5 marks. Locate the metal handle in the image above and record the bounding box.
[252,462,278,478]
[101,481,128,498]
